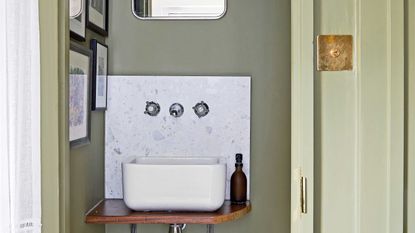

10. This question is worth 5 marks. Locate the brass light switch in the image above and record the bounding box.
[317,35,353,71]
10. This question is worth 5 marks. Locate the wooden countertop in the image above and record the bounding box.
[85,199,251,225]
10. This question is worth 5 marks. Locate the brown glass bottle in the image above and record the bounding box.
[230,153,247,204]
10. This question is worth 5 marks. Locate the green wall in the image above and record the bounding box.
[39,0,62,232]
[41,0,291,232]
[69,28,107,233]
[106,0,291,232]
[40,0,107,232]
[37,0,414,232]
[405,0,414,231]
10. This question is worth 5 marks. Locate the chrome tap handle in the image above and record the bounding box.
[169,103,184,117]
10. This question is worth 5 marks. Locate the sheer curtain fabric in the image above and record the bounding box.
[0,0,41,233]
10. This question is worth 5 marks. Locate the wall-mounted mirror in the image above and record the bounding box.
[132,0,227,20]
[70,0,84,19]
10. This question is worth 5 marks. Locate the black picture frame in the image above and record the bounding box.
[69,42,92,148]
[70,0,87,41]
[90,39,108,111]
[86,0,109,36]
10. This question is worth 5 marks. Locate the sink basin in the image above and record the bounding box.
[122,157,226,212]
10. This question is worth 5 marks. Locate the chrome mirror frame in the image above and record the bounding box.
[70,0,84,19]
[131,0,227,20]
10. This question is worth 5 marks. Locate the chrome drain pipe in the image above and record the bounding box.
[130,223,216,233]
[131,224,137,233]
[168,224,186,233]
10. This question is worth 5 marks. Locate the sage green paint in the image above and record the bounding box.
[314,0,357,231]
[106,0,291,232]
[313,0,404,232]
[40,1,106,233]
[405,0,414,231]
[40,0,72,233]
[70,31,106,233]
[290,0,314,232]
[59,1,70,233]
[40,0,61,232]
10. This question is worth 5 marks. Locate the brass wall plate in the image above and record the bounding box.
[317,35,353,71]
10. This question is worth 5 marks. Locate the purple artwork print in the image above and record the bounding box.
[97,57,105,96]
[69,66,85,127]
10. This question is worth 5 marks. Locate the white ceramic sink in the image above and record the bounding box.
[122,157,226,212]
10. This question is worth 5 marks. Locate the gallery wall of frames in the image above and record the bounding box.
[69,0,108,148]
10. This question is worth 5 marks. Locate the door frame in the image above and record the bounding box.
[291,0,314,233]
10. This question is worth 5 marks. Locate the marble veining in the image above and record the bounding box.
[105,76,251,199]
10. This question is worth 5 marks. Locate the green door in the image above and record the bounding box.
[291,0,404,233]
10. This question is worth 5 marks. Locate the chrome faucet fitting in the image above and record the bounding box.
[169,103,184,117]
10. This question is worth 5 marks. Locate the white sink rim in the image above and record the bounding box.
[122,156,227,212]
[131,156,222,165]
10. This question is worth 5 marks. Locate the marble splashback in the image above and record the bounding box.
[105,76,251,199]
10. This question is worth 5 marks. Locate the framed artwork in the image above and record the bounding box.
[70,0,87,41]
[69,42,92,148]
[90,39,108,111]
[87,0,109,36]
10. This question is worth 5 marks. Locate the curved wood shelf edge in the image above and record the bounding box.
[85,199,251,225]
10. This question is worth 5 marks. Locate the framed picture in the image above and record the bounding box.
[87,0,108,36]
[69,42,92,148]
[70,0,87,41]
[90,39,108,110]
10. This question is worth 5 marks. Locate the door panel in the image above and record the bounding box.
[314,0,357,232]
[292,0,404,232]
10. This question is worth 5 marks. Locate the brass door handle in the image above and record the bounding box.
[301,176,307,214]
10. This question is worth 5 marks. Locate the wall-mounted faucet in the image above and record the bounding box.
[145,101,209,118]
[169,103,184,117]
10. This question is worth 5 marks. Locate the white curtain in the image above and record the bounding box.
[0,0,41,233]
